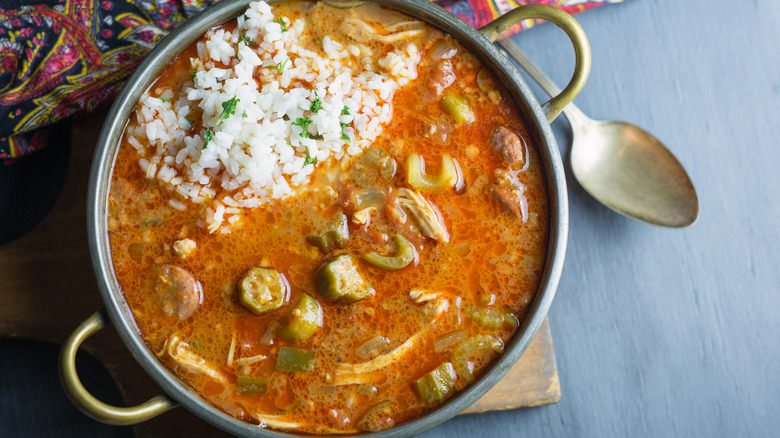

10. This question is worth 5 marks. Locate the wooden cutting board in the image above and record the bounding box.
[0,112,560,436]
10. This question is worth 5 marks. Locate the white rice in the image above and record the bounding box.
[131,1,422,233]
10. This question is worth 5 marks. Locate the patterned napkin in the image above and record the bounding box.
[0,0,621,163]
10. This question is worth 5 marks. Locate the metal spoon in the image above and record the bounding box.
[499,40,699,227]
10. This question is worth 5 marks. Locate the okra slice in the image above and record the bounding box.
[440,93,474,124]
[307,211,350,254]
[414,362,457,404]
[315,254,375,302]
[280,293,322,342]
[238,267,289,315]
[451,335,504,383]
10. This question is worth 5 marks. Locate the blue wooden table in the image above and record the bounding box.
[2,0,779,436]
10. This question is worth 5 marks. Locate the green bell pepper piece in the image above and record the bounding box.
[236,376,268,395]
[276,347,315,373]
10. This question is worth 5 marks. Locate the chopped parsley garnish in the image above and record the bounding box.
[242,111,247,118]
[160,97,171,103]
[341,105,350,115]
[292,117,312,129]
[203,129,214,149]
[219,96,239,120]
[185,115,195,125]
[237,35,256,46]
[310,92,322,113]
[340,122,350,142]
[303,147,318,166]
[292,117,313,138]
[190,70,197,79]
[264,57,289,73]
[273,17,289,33]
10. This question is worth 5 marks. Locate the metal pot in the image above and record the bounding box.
[59,0,589,435]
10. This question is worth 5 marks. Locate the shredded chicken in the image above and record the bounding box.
[397,188,449,243]
[341,17,423,43]
[491,169,529,222]
[164,334,226,384]
[256,415,301,430]
[233,354,268,367]
[423,298,449,322]
[228,332,267,373]
[352,207,376,225]
[172,238,197,258]
[409,289,441,303]
[227,332,237,365]
[335,331,426,374]
[410,290,448,321]
[384,192,407,226]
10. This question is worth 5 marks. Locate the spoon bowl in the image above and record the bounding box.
[499,39,699,227]
[570,117,699,227]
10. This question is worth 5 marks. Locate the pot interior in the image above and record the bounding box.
[87,1,567,436]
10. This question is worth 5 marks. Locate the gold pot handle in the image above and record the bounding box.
[59,309,178,425]
[478,4,591,123]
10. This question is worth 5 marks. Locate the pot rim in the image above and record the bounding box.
[86,0,568,436]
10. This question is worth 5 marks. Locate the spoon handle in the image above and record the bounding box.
[498,39,590,126]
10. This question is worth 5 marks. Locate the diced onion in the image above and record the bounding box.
[322,0,365,8]
[476,68,493,93]
[451,335,504,383]
[430,39,457,60]
[333,372,386,386]
[357,335,391,359]
[434,330,467,352]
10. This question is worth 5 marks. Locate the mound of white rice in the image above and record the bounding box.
[127,1,422,233]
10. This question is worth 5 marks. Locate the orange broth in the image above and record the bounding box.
[108,1,548,434]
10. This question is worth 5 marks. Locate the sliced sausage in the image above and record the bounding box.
[150,264,203,322]
[490,126,526,168]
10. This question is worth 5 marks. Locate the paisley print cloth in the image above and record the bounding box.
[0,0,622,163]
